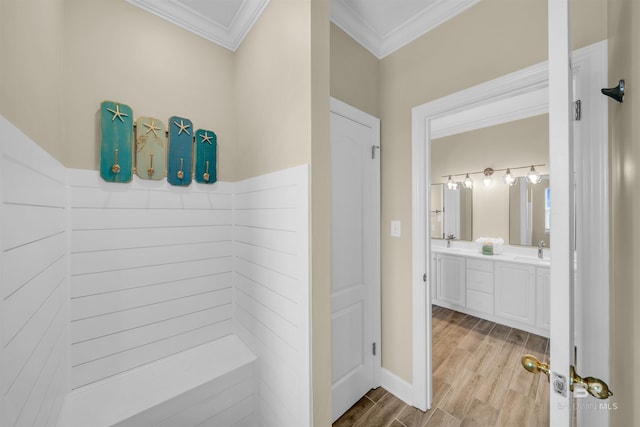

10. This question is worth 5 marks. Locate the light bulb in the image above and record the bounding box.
[482,168,494,187]
[446,175,455,190]
[527,166,541,184]
[463,173,473,189]
[504,168,516,186]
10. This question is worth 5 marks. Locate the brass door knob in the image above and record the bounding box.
[521,354,613,399]
[571,366,613,399]
[521,354,550,379]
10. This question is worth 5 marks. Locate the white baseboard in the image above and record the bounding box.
[380,368,413,406]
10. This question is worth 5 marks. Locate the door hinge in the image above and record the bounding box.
[575,100,582,121]
[371,145,380,159]
[423,273,427,282]
[372,342,376,356]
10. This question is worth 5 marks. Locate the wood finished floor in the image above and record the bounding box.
[333,306,550,427]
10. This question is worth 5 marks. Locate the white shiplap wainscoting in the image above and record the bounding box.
[0,116,69,427]
[1,115,313,427]
[68,170,236,389]
[233,165,311,427]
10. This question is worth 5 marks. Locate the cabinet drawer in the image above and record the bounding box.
[466,269,494,294]
[466,258,493,273]
[467,290,493,315]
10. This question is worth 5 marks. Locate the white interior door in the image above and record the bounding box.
[330,98,381,422]
[548,0,575,423]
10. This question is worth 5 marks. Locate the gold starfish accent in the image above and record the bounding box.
[143,119,160,137]
[200,132,213,144]
[106,104,128,123]
[173,119,191,136]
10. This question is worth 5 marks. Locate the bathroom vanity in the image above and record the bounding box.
[431,246,550,337]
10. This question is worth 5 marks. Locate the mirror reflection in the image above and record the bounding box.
[430,114,549,247]
[509,175,550,247]
[430,183,472,241]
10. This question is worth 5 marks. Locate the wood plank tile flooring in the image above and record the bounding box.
[333,306,550,427]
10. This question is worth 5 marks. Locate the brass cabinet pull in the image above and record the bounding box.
[147,153,155,177]
[521,354,613,399]
[177,158,184,179]
[203,160,210,182]
[111,148,121,174]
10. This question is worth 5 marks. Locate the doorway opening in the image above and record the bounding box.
[410,42,609,427]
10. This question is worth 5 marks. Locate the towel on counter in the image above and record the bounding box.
[475,237,505,254]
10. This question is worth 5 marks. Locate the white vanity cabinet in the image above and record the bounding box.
[432,249,550,337]
[465,259,494,315]
[494,262,536,326]
[536,267,551,330]
[436,254,466,307]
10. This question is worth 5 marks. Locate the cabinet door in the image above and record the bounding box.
[431,253,437,300]
[536,267,551,330]
[437,254,465,307]
[494,262,536,326]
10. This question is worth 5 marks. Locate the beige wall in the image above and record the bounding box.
[608,0,639,424]
[0,0,64,162]
[234,0,314,181]
[431,115,549,243]
[5,0,317,182]
[330,23,379,117]
[62,0,236,180]
[311,1,331,424]
[378,0,606,382]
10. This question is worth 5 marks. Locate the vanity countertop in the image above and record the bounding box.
[432,246,550,267]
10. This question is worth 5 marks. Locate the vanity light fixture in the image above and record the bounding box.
[504,168,516,186]
[463,173,473,189]
[527,165,542,184]
[482,168,494,187]
[441,163,545,188]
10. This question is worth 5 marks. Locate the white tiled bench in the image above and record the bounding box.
[58,335,257,427]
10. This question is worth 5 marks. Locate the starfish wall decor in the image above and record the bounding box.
[100,101,217,186]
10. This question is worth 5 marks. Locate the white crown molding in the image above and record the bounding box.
[127,0,270,52]
[331,0,480,59]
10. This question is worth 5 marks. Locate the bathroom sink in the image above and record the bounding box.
[513,256,550,266]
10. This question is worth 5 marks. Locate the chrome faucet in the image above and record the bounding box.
[538,240,546,259]
[446,234,455,248]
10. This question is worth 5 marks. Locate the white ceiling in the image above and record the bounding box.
[127,0,479,58]
[331,0,480,59]
[126,0,270,52]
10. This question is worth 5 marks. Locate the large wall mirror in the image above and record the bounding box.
[509,175,550,247]
[430,114,549,247]
[430,184,472,240]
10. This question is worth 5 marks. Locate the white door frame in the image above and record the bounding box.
[410,41,608,413]
[330,96,382,390]
[548,1,574,422]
